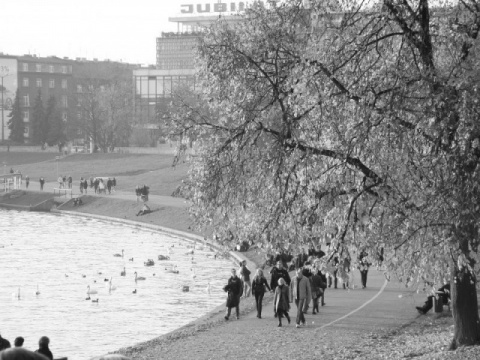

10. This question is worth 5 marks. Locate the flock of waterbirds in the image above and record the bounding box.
[11,238,220,303]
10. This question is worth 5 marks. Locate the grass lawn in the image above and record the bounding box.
[3,152,190,196]
[0,152,59,168]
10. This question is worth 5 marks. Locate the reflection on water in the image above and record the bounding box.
[0,210,232,360]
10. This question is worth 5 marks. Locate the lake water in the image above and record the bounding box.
[0,209,233,360]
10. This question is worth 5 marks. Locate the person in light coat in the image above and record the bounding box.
[290,268,312,328]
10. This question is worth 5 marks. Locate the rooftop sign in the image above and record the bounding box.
[180,1,248,15]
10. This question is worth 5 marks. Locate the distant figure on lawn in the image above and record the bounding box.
[25,176,30,189]
[136,203,151,216]
[57,176,63,189]
[39,177,45,191]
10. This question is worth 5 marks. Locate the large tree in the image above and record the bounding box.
[76,78,132,152]
[7,89,24,143]
[30,89,47,145]
[166,0,480,348]
[45,95,67,149]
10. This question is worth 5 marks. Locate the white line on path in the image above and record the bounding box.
[319,279,389,329]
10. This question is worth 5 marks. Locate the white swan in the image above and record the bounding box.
[134,272,146,282]
[113,249,124,258]
[12,287,21,299]
[109,278,117,293]
[87,285,98,295]
[120,267,126,276]
[35,285,40,296]
[206,282,211,294]
[191,268,196,279]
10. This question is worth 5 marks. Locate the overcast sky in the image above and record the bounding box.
[0,0,198,65]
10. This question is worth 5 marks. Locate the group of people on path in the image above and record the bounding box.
[79,176,116,195]
[224,256,328,328]
[135,185,150,202]
[0,334,53,360]
[56,175,73,189]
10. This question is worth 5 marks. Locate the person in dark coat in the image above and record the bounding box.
[251,269,271,319]
[416,282,451,314]
[39,177,45,191]
[35,336,53,360]
[224,268,243,320]
[0,333,11,351]
[270,260,291,292]
[83,179,88,194]
[274,278,291,327]
[310,269,327,314]
[358,250,371,289]
[106,178,113,194]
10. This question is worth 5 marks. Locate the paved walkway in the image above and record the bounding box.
[119,266,424,360]
[31,180,188,208]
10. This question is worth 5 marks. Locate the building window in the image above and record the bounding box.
[49,79,55,88]
[36,64,42,72]
[23,111,29,122]
[49,65,54,73]
[62,112,68,121]
[22,63,29,71]
[22,78,29,87]
[36,78,42,87]
[61,95,68,108]
[23,95,30,107]
[62,66,67,74]
[61,79,68,89]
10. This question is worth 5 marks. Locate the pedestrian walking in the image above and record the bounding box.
[251,268,271,318]
[57,176,63,189]
[25,175,30,189]
[290,268,312,328]
[358,250,371,289]
[107,178,112,194]
[68,175,72,189]
[224,268,243,320]
[39,177,45,191]
[274,278,291,327]
[112,177,117,192]
[239,260,252,297]
[310,269,326,314]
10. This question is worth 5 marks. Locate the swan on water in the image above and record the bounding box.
[12,287,21,299]
[120,267,126,276]
[132,289,137,294]
[114,249,124,258]
[108,278,117,293]
[129,257,134,262]
[87,285,98,295]
[134,272,146,282]
[35,285,40,296]
[92,298,99,303]
[206,282,211,294]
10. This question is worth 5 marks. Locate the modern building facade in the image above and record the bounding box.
[133,1,251,131]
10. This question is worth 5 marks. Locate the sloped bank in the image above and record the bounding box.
[0,190,58,211]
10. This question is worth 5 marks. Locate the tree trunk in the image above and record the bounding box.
[450,262,480,349]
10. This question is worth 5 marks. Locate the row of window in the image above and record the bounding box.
[22,78,68,89]
[21,95,68,108]
[21,62,72,74]
[22,110,68,122]
[156,59,194,70]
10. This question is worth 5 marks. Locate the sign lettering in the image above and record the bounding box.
[180,2,246,14]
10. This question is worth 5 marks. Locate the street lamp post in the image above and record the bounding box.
[0,67,11,143]
[55,156,59,179]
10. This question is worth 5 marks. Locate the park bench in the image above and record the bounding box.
[54,188,73,198]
